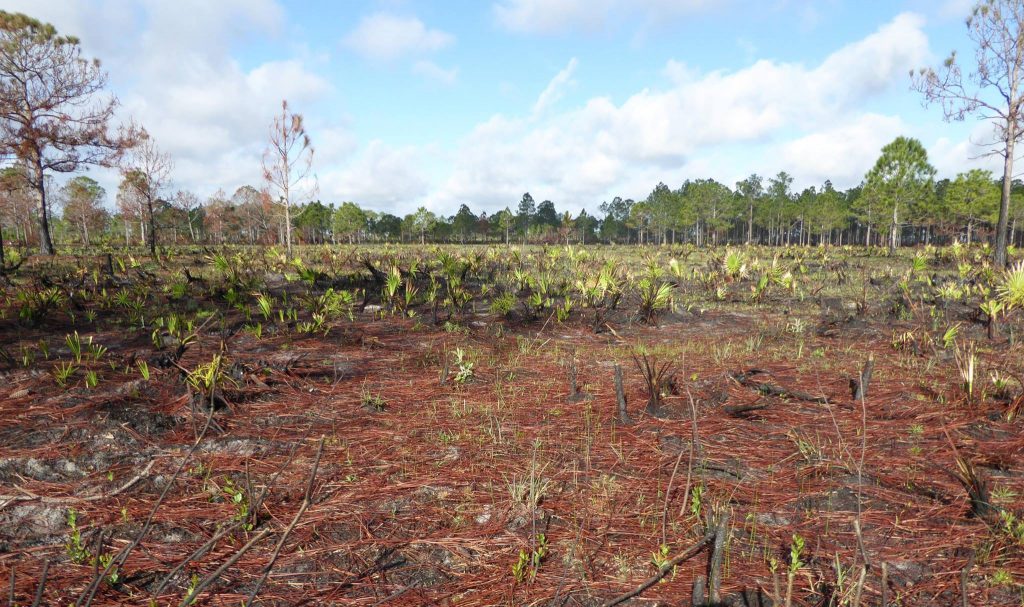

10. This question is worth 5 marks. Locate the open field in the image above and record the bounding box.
[0,244,1023,606]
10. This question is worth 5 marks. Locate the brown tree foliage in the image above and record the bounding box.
[118,127,172,255]
[0,11,137,254]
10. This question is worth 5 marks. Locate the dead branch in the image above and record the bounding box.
[600,531,716,607]
[243,436,326,606]
[730,368,830,404]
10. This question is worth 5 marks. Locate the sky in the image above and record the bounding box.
[0,0,1007,217]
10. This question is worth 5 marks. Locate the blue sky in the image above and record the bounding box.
[0,0,1001,216]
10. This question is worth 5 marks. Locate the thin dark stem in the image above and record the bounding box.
[243,437,325,607]
[600,532,715,607]
[29,561,48,607]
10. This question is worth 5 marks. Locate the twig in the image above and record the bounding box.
[30,561,48,607]
[153,439,304,600]
[600,531,715,607]
[77,399,218,607]
[851,564,867,607]
[371,585,412,606]
[152,521,242,599]
[679,390,700,519]
[661,439,686,547]
[243,437,325,606]
[178,528,273,607]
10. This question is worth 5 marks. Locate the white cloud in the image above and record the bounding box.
[412,60,459,85]
[494,0,613,34]
[433,13,931,212]
[775,114,907,185]
[320,141,431,213]
[3,0,340,201]
[343,13,453,62]
[928,121,1003,178]
[533,58,578,115]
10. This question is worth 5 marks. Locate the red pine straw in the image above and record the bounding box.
[0,312,1021,606]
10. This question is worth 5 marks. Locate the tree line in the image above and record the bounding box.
[2,147,1024,249]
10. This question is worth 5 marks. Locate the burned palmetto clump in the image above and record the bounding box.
[631,346,676,417]
[952,456,999,522]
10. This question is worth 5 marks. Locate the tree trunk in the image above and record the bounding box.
[147,197,157,256]
[889,203,898,255]
[996,121,1015,267]
[747,202,753,244]
[31,159,55,255]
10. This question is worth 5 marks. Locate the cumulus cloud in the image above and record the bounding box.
[433,12,931,211]
[343,13,454,62]
[320,141,431,214]
[2,0,340,200]
[494,0,613,34]
[774,114,908,185]
[928,121,1004,178]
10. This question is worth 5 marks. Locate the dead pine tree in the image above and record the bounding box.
[912,0,1024,268]
[118,125,173,257]
[262,99,315,255]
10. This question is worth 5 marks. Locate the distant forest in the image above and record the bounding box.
[3,161,1024,250]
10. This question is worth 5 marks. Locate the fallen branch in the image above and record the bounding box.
[178,528,273,607]
[77,400,218,607]
[723,402,770,416]
[243,436,326,606]
[730,369,829,404]
[600,531,715,607]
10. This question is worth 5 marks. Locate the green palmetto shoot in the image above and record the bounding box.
[997,260,1024,309]
[256,293,273,320]
[979,299,1004,339]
